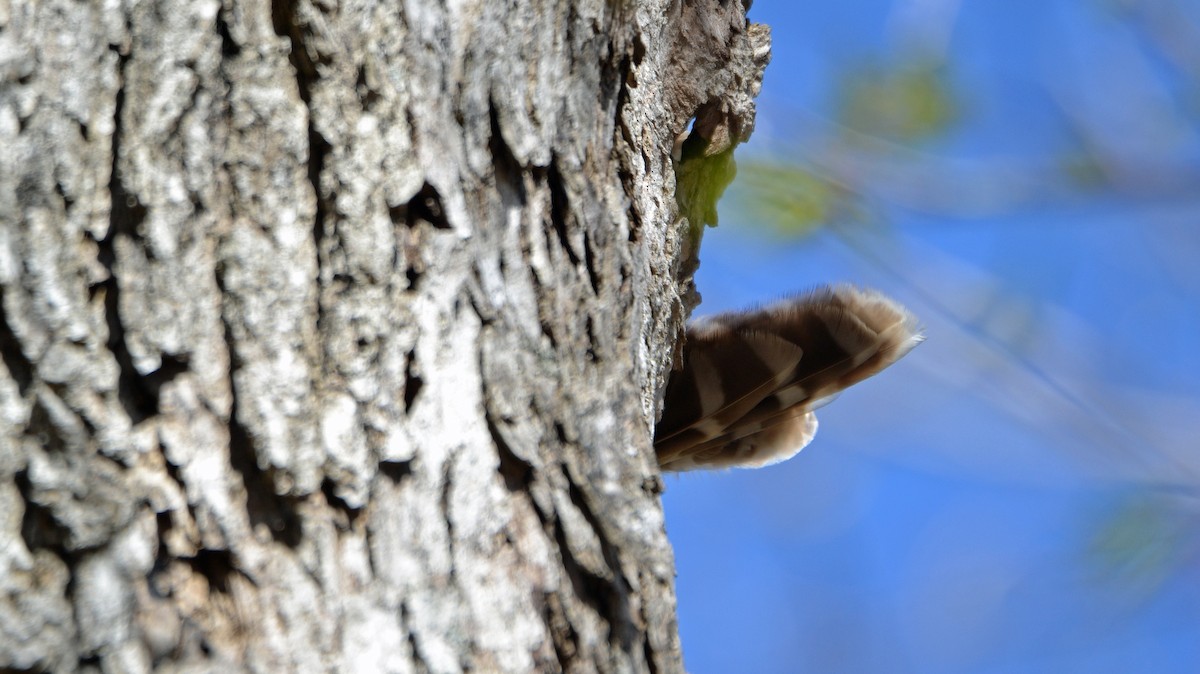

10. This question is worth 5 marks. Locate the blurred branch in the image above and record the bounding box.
[1102,0,1200,86]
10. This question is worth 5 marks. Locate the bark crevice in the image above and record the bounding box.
[103,69,162,424]
[16,468,71,560]
[221,301,304,548]
[566,478,636,653]
[405,182,449,231]
[0,288,33,396]
[488,101,528,207]
[377,459,414,484]
[546,159,580,269]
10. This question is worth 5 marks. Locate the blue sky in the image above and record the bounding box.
[662,1,1200,672]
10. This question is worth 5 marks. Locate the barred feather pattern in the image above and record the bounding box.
[655,285,923,471]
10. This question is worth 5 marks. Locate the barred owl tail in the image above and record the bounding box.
[655,285,922,472]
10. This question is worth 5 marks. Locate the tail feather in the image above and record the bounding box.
[655,285,922,471]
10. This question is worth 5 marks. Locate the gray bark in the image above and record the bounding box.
[0,0,768,672]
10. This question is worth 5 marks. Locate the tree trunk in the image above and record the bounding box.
[0,0,768,671]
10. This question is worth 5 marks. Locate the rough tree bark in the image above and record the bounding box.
[0,0,768,671]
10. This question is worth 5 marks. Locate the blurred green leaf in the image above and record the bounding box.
[836,55,961,142]
[732,160,851,237]
[1060,151,1109,189]
[1087,493,1194,597]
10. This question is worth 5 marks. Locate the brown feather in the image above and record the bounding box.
[655,285,922,471]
